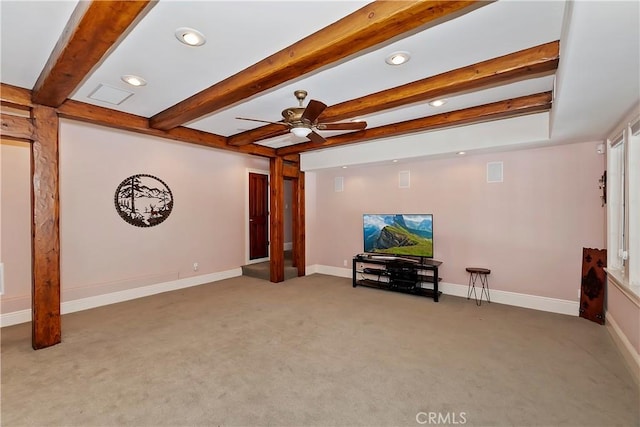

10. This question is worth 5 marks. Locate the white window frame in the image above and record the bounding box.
[607,112,640,298]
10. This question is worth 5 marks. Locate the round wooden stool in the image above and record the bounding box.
[466,267,491,306]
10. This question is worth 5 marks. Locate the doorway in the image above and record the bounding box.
[248,171,269,260]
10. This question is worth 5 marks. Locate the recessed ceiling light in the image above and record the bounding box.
[429,99,447,107]
[121,75,147,87]
[175,27,206,46]
[392,159,399,163]
[457,151,466,155]
[342,166,348,169]
[385,51,410,66]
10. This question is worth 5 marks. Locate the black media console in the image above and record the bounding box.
[352,254,443,302]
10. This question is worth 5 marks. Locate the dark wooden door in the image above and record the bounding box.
[249,173,269,259]
[579,247,607,325]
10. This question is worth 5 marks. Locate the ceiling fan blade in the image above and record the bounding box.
[316,121,367,131]
[236,117,289,127]
[301,100,327,123]
[307,130,326,144]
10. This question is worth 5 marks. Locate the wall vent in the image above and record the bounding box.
[334,176,344,192]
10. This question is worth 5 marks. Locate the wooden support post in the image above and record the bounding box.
[30,105,61,349]
[294,170,306,277]
[269,156,284,282]
[291,179,298,269]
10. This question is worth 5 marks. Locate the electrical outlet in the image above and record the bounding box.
[343,259,348,267]
[193,262,199,271]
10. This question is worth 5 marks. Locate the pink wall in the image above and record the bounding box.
[1,140,32,314]
[309,141,606,301]
[1,120,268,313]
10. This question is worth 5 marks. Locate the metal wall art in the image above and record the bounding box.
[114,174,173,227]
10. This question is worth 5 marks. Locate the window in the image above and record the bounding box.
[607,113,640,296]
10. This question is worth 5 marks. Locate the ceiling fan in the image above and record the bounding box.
[236,90,367,143]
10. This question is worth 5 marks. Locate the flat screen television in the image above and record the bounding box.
[363,214,433,258]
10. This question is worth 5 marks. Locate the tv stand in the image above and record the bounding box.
[352,254,442,302]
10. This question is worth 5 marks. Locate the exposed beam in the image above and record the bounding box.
[283,163,299,179]
[0,114,34,141]
[150,0,489,130]
[1,83,33,108]
[32,1,156,107]
[57,100,276,158]
[229,41,559,146]
[277,92,552,156]
[31,105,61,350]
[269,156,285,283]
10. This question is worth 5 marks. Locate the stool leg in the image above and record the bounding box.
[467,273,478,303]
[479,274,490,304]
[468,273,480,306]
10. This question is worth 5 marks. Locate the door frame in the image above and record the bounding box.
[245,168,270,265]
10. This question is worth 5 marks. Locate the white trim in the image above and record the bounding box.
[606,311,640,385]
[2,266,581,327]
[436,282,579,316]
[310,265,578,316]
[314,265,352,278]
[0,309,31,327]
[245,168,270,265]
[1,268,242,328]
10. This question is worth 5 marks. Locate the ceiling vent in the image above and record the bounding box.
[88,84,134,105]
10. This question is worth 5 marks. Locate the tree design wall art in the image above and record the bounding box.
[114,174,173,227]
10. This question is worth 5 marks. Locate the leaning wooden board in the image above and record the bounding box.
[580,247,607,325]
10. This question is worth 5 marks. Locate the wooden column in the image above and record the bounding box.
[294,171,306,277]
[269,156,284,282]
[30,105,61,349]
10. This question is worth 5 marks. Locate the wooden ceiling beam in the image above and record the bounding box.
[32,1,156,107]
[1,83,33,108]
[150,0,490,131]
[57,100,276,158]
[276,92,552,156]
[229,41,559,147]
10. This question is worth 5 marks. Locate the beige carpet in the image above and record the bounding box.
[1,274,638,427]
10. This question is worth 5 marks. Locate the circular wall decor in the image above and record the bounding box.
[114,174,173,227]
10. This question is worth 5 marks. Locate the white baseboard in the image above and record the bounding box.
[437,282,579,316]
[0,268,242,328]
[0,309,31,327]
[3,265,580,327]
[605,311,640,385]
[310,265,578,316]
[312,265,351,278]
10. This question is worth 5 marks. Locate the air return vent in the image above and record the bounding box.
[88,84,134,105]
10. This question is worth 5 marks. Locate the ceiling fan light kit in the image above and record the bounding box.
[291,127,312,138]
[236,90,368,144]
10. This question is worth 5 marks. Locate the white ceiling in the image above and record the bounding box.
[1,0,639,163]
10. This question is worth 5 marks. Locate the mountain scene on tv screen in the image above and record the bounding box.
[364,214,433,256]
